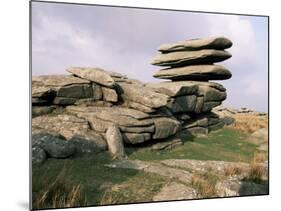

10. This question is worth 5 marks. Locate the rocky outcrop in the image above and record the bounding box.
[32,36,233,161]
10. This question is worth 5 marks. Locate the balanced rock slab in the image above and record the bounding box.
[158,36,233,53]
[153,65,232,81]
[66,67,116,88]
[151,49,231,67]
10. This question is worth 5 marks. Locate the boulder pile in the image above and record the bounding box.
[32,36,233,162]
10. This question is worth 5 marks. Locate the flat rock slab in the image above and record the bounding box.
[158,37,233,53]
[105,160,193,184]
[145,81,198,97]
[66,105,150,120]
[160,159,250,175]
[153,182,197,201]
[118,83,171,108]
[122,133,151,144]
[153,65,232,81]
[66,67,116,88]
[32,75,90,87]
[151,49,231,67]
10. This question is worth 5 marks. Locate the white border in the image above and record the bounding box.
[0,0,280,211]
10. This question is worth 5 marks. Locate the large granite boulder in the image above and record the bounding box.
[105,126,126,159]
[32,146,47,164]
[151,49,231,67]
[158,36,233,53]
[32,132,75,158]
[66,67,116,88]
[153,65,232,81]
[32,113,107,153]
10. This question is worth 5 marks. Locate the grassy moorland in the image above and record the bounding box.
[32,128,264,209]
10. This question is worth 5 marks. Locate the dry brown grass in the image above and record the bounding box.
[252,152,267,163]
[191,172,218,198]
[243,152,267,183]
[32,168,87,209]
[227,113,268,133]
[224,165,245,176]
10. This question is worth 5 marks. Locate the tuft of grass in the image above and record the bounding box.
[32,168,87,209]
[246,155,266,183]
[242,152,267,184]
[224,165,244,176]
[191,172,218,198]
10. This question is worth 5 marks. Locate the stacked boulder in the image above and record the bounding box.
[149,36,233,135]
[32,36,233,162]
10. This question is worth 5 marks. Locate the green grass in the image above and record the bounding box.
[32,152,168,209]
[33,128,260,209]
[126,128,258,163]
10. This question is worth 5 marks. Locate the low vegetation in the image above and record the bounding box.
[243,152,267,184]
[191,171,219,198]
[32,153,169,209]
[32,128,267,209]
[127,128,258,163]
[32,168,87,209]
[227,113,268,133]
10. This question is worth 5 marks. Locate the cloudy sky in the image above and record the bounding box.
[31,2,268,112]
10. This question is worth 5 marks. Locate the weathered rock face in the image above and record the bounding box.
[32,36,233,160]
[158,36,233,53]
